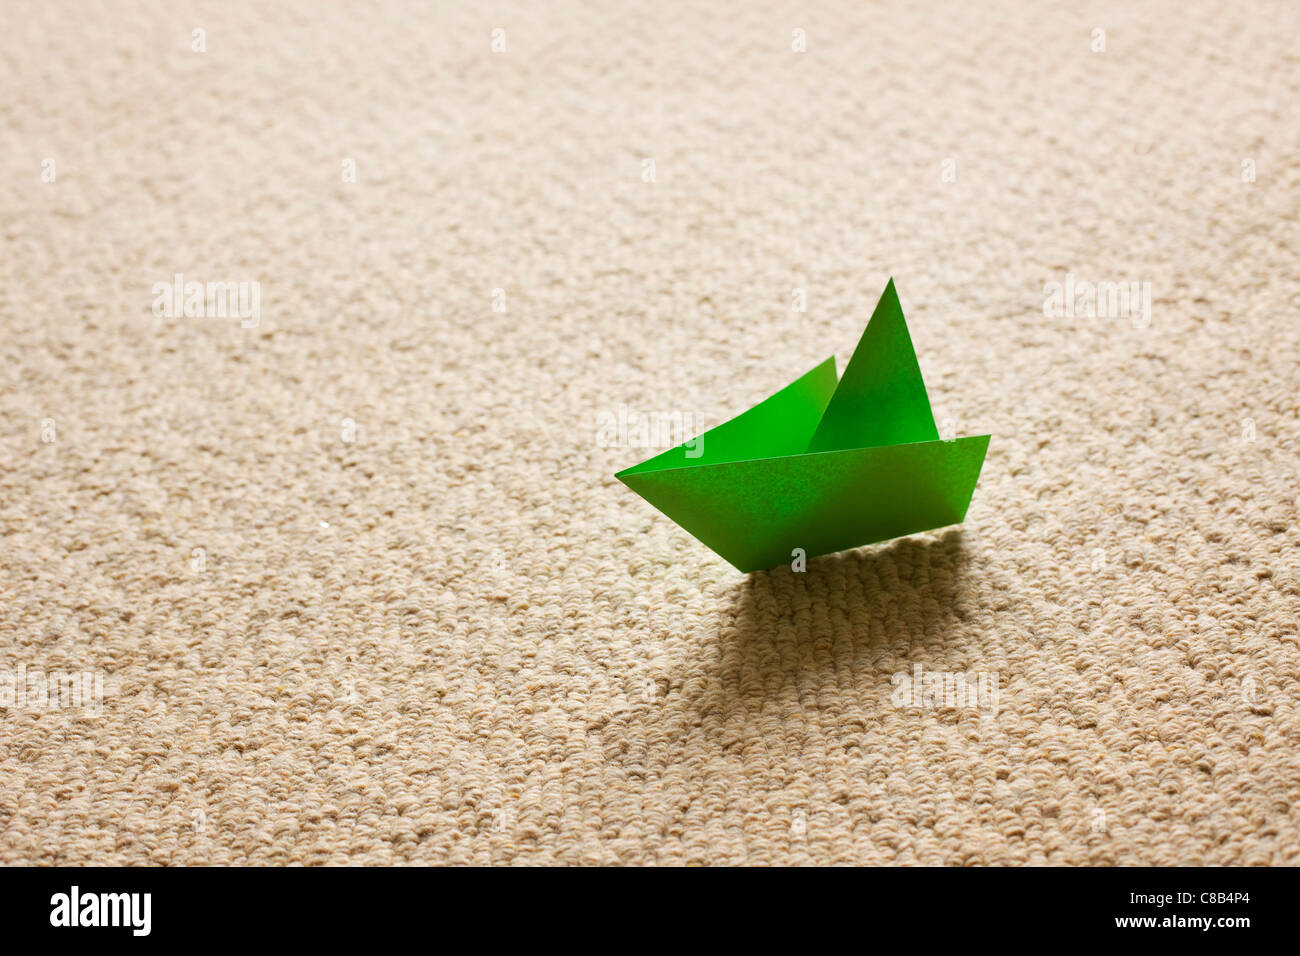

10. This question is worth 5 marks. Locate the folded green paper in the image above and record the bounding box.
[616,280,990,572]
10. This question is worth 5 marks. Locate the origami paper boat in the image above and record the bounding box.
[616,279,989,572]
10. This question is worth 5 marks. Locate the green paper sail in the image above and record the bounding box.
[616,280,990,573]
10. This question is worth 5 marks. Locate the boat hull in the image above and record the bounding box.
[617,434,989,573]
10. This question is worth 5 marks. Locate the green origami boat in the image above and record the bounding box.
[616,279,990,573]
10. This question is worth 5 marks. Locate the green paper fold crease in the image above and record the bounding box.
[616,279,990,572]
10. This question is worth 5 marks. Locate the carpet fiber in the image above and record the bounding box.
[3,0,1299,865]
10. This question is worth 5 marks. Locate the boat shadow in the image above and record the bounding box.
[587,530,978,784]
[706,528,973,708]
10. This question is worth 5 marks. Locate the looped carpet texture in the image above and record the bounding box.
[2,0,1298,864]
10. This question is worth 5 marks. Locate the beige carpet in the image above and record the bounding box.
[3,0,1299,865]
